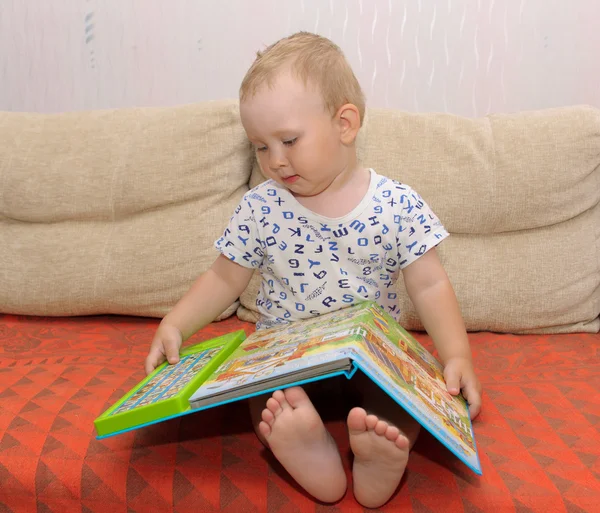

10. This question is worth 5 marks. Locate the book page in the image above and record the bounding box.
[348,306,478,471]
[189,311,367,402]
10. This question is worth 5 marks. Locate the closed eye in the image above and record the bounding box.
[254,138,296,152]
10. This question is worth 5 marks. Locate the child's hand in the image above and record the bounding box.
[443,357,482,419]
[144,322,183,375]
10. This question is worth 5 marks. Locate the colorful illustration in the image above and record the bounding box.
[185,302,477,471]
[113,348,221,414]
[351,326,475,453]
[194,326,365,393]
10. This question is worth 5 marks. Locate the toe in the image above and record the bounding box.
[261,407,275,425]
[365,414,378,431]
[395,434,410,450]
[347,407,368,433]
[385,426,400,441]
[283,386,311,409]
[266,397,283,416]
[374,419,388,436]
[258,420,271,439]
[272,389,287,406]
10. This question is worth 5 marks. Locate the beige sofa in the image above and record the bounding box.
[1,100,598,333]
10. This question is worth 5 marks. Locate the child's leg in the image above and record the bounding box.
[347,372,421,509]
[248,387,347,503]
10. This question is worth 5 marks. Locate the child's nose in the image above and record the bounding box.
[268,150,287,170]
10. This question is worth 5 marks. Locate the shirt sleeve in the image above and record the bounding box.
[395,185,449,269]
[214,194,265,269]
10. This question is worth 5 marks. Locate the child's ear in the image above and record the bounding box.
[336,104,361,144]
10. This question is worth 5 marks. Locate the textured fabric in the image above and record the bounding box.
[1,314,599,512]
[0,101,252,319]
[246,105,600,333]
[357,106,600,234]
[216,170,448,329]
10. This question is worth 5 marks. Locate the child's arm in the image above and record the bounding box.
[402,248,482,419]
[144,255,254,374]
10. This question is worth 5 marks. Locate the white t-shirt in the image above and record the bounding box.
[215,169,449,329]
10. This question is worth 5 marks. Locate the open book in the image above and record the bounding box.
[94,301,481,474]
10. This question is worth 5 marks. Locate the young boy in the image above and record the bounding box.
[145,32,481,508]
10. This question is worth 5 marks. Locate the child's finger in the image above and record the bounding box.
[461,377,482,419]
[163,339,181,365]
[443,367,461,395]
[144,348,165,375]
[464,388,482,419]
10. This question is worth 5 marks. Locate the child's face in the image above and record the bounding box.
[240,72,349,198]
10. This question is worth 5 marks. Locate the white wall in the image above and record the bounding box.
[1,0,598,116]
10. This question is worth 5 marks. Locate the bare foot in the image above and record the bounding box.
[260,387,347,503]
[348,407,410,509]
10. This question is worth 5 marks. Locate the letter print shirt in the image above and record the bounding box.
[215,169,449,330]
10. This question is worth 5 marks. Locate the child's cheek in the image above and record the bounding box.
[257,153,269,173]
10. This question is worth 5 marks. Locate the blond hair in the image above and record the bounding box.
[240,32,365,124]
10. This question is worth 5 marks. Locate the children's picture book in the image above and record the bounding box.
[94,301,481,475]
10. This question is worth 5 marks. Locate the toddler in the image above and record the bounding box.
[145,32,481,508]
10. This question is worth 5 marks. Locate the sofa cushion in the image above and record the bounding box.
[242,106,600,333]
[0,101,252,318]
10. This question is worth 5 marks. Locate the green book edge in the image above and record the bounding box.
[93,330,246,437]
